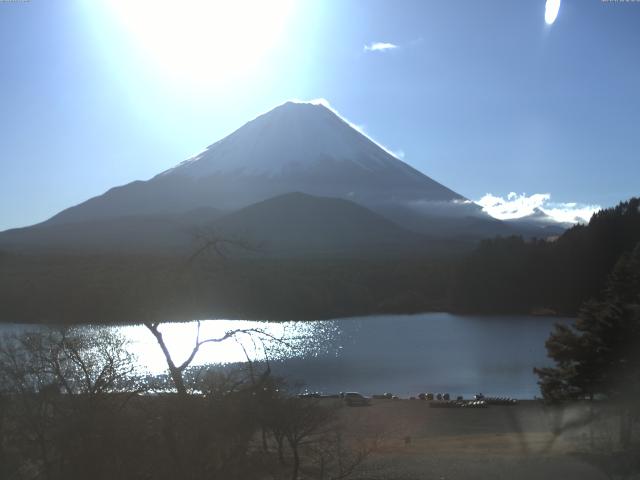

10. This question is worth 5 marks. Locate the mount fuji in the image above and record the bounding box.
[0,101,560,255]
[46,101,472,224]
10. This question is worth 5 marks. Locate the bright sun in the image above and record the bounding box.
[104,0,295,88]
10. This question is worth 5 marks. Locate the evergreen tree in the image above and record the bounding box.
[534,243,640,445]
[452,197,640,314]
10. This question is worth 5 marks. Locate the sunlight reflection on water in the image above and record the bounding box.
[117,319,342,374]
[0,314,571,398]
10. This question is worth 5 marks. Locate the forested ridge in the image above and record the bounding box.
[452,197,640,314]
[0,253,452,324]
[1,197,638,324]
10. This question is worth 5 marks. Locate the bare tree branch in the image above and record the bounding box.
[186,227,263,266]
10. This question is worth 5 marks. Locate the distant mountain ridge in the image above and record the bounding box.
[213,192,428,257]
[0,208,222,254]
[0,193,433,257]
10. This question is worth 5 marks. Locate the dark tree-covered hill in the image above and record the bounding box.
[451,197,640,314]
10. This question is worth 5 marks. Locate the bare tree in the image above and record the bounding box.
[143,320,285,396]
[142,228,273,395]
[0,327,139,480]
[311,425,382,480]
[278,397,335,480]
[187,226,262,267]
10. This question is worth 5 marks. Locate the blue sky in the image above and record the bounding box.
[1,0,639,230]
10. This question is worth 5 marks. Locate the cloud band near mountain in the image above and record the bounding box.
[476,192,600,224]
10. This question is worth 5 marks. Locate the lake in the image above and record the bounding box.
[0,313,571,399]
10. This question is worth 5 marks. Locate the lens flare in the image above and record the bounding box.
[545,0,561,25]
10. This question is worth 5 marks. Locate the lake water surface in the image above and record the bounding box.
[0,313,571,399]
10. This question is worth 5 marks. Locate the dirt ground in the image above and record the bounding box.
[332,400,630,480]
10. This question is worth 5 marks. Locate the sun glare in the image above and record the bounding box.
[104,0,295,89]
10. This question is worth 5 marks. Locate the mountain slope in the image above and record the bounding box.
[0,194,433,257]
[44,101,470,226]
[505,208,569,236]
[0,208,222,254]
[211,192,428,256]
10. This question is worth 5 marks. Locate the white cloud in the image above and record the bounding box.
[408,199,478,218]
[540,204,601,225]
[364,42,398,52]
[476,192,600,224]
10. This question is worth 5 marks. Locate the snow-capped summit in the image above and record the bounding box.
[161,101,444,185]
[162,101,405,178]
[44,100,469,225]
